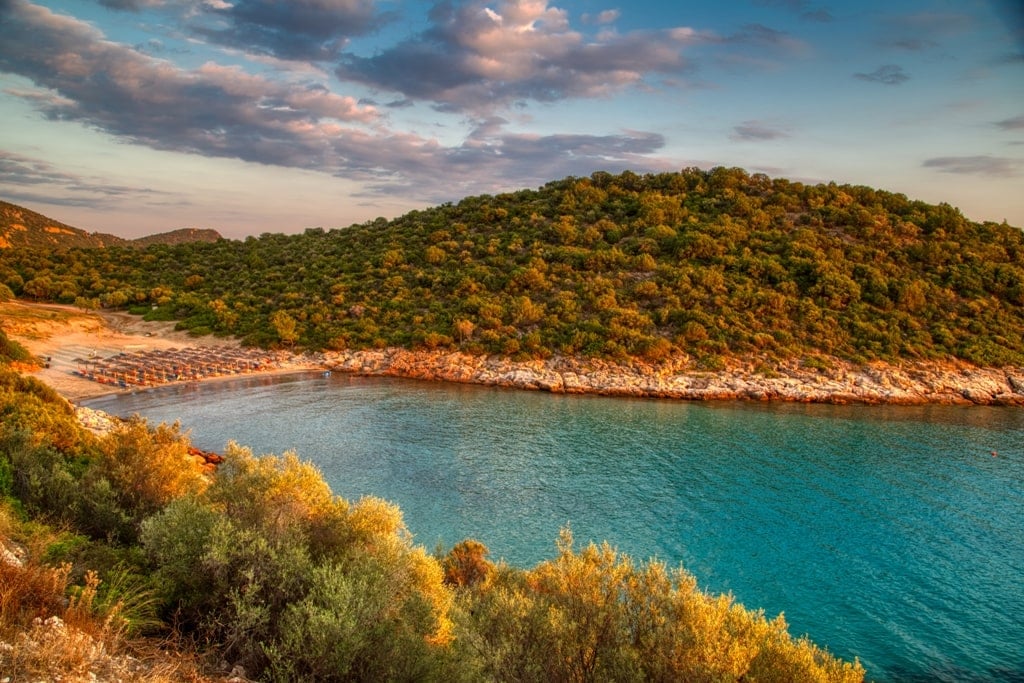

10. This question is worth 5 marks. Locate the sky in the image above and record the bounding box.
[0,0,1022,239]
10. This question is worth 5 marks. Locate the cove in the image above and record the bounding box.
[85,372,1024,682]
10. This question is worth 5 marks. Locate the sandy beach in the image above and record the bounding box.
[2,301,321,402]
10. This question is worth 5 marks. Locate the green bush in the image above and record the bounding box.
[141,445,455,680]
[0,329,33,364]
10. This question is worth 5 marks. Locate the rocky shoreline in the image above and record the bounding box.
[324,348,1024,406]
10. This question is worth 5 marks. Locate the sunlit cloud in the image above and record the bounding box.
[191,0,393,61]
[582,9,620,25]
[336,0,705,113]
[0,0,379,170]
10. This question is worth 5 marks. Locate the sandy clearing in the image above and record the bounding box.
[2,301,320,402]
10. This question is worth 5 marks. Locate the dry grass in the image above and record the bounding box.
[0,613,218,682]
[0,557,69,628]
[0,534,222,682]
[0,300,85,339]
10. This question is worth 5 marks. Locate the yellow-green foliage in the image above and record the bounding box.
[454,530,864,682]
[0,327,33,364]
[1,372,863,682]
[0,519,210,682]
[0,367,82,452]
[141,444,455,680]
[203,443,347,547]
[96,417,208,518]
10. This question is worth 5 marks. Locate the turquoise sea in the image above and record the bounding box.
[86,372,1024,682]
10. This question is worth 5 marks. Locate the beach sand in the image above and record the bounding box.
[2,301,320,402]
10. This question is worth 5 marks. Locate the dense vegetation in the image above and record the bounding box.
[0,340,864,681]
[3,168,1023,367]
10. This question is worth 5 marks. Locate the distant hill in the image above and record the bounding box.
[0,200,223,249]
[0,200,127,249]
[132,228,222,247]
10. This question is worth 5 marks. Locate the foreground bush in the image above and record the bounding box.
[140,444,455,681]
[0,371,863,681]
[451,530,863,682]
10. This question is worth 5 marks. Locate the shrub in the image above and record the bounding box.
[95,417,208,520]
[141,446,456,681]
[456,530,864,682]
[442,539,493,588]
[0,329,33,364]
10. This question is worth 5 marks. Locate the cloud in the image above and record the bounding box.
[724,23,808,51]
[989,0,1024,47]
[97,0,165,10]
[192,0,392,62]
[854,64,909,85]
[923,155,1020,177]
[731,120,789,141]
[0,1,680,205]
[355,126,676,201]
[996,114,1024,130]
[994,52,1024,65]
[873,11,973,52]
[800,9,832,22]
[751,0,833,22]
[0,0,378,171]
[0,150,168,207]
[710,22,811,70]
[336,0,704,112]
[582,9,620,25]
[94,0,391,62]
[878,38,938,51]
[325,117,674,201]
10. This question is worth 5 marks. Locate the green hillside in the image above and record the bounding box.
[2,167,1022,366]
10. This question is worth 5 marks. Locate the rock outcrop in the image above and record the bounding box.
[323,349,1024,406]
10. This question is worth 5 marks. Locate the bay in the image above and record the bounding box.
[86,372,1024,682]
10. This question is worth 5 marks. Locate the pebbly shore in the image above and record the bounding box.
[323,348,1024,406]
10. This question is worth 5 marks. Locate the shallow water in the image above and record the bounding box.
[87,372,1024,682]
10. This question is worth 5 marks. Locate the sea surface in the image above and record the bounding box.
[86,372,1024,682]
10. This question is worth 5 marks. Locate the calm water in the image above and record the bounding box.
[86,373,1024,682]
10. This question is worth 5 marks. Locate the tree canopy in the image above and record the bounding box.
[3,167,1022,367]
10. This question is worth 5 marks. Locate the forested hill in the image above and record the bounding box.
[131,228,222,247]
[0,200,127,249]
[0,200,222,250]
[2,167,1023,367]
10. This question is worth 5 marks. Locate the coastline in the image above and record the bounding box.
[322,348,1024,407]
[5,302,1023,407]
